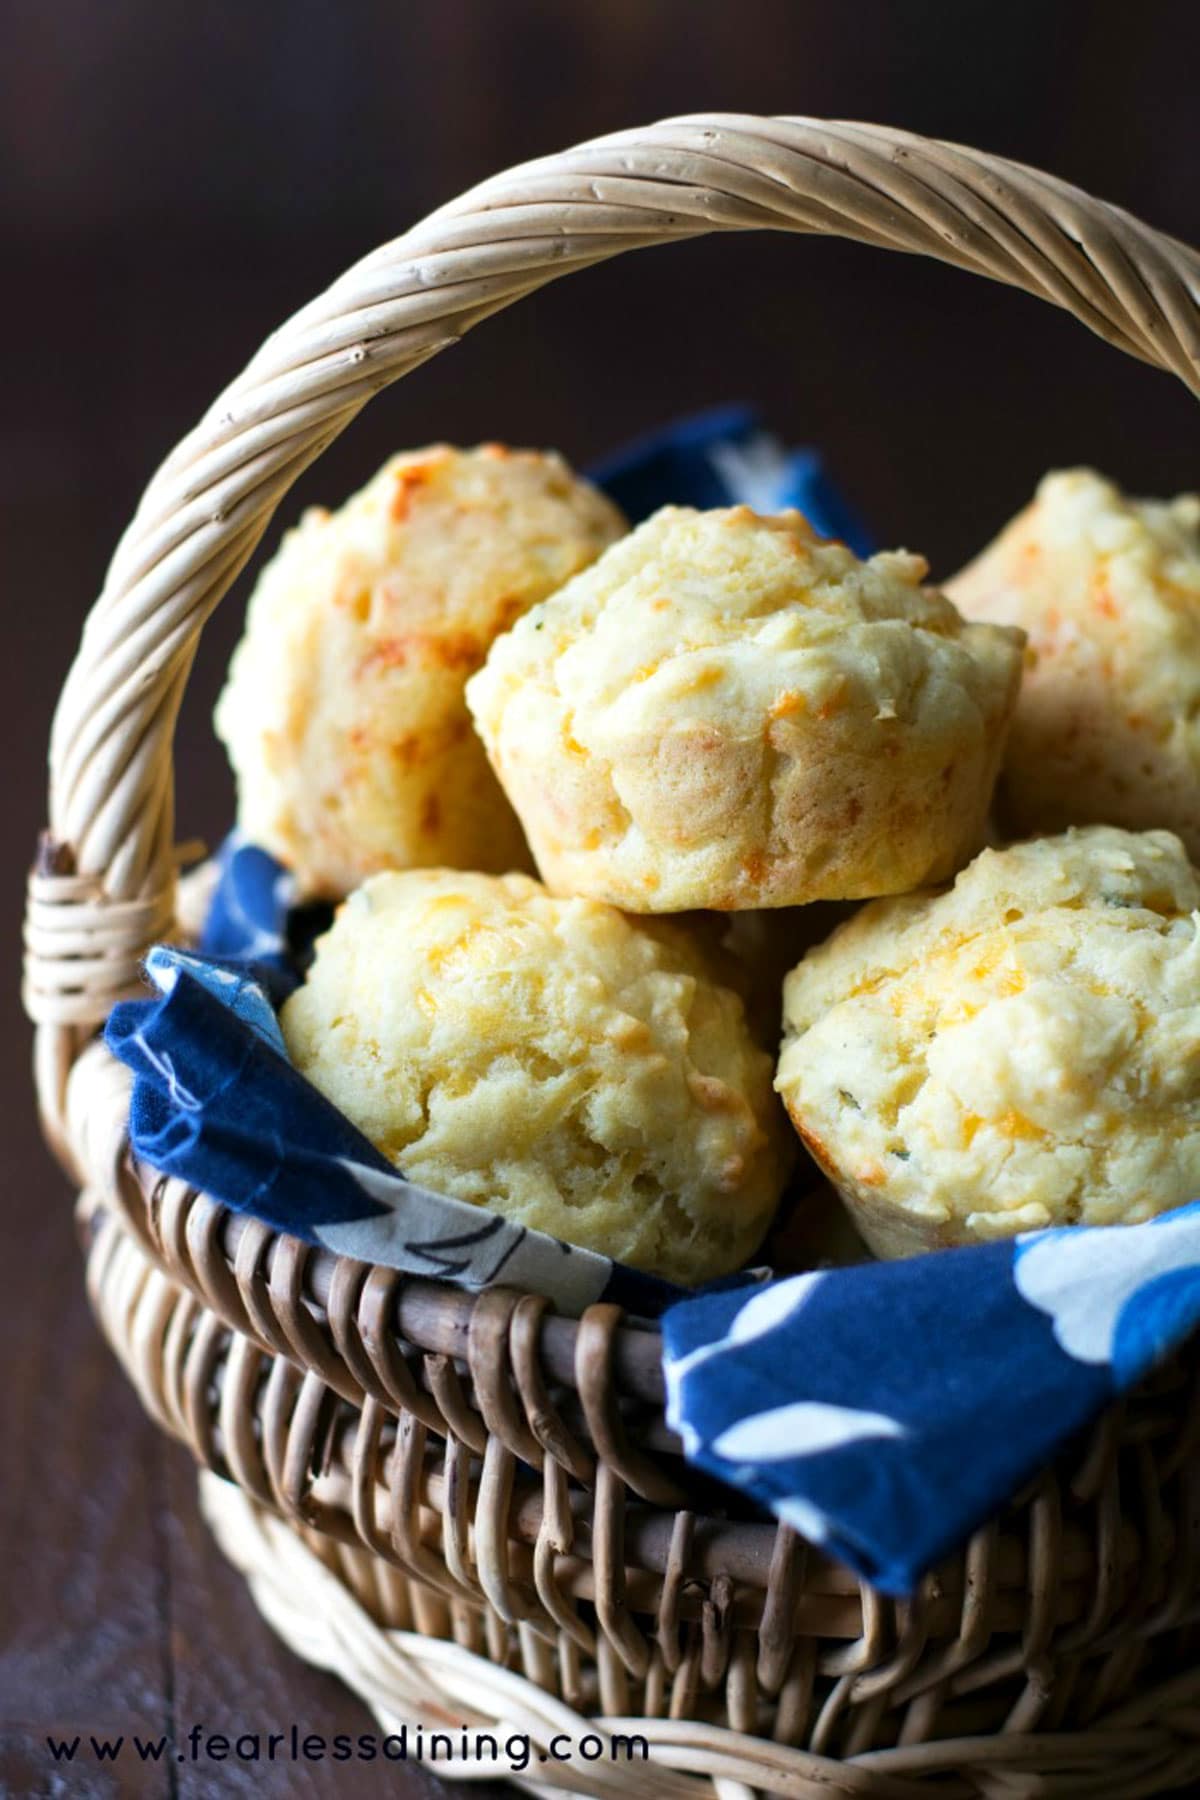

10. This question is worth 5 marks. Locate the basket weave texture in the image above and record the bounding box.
[25,116,1200,1797]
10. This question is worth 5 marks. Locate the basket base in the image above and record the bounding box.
[199,1473,1200,1799]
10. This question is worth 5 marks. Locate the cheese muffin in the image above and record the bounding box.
[776,826,1200,1258]
[947,469,1200,856]
[281,869,791,1285]
[467,506,1025,911]
[216,445,625,898]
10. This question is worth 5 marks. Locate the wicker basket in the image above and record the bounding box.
[25,116,1200,1798]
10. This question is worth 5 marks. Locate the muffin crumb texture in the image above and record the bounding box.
[947,468,1200,855]
[775,826,1200,1257]
[468,505,1024,912]
[216,444,625,898]
[281,869,791,1285]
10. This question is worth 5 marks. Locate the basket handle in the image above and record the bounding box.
[27,114,1200,1056]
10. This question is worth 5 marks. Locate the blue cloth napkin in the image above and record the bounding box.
[662,1208,1200,1593]
[587,403,873,553]
[199,830,331,999]
[199,832,300,988]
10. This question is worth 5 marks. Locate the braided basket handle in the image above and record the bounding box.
[27,115,1200,1089]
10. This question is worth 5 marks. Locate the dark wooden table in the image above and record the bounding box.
[0,1148,505,1799]
[4,8,1200,1792]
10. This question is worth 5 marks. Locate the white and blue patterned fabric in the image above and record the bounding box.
[662,1208,1200,1594]
[198,832,300,984]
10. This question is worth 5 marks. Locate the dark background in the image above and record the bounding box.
[2,3,1199,1794]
